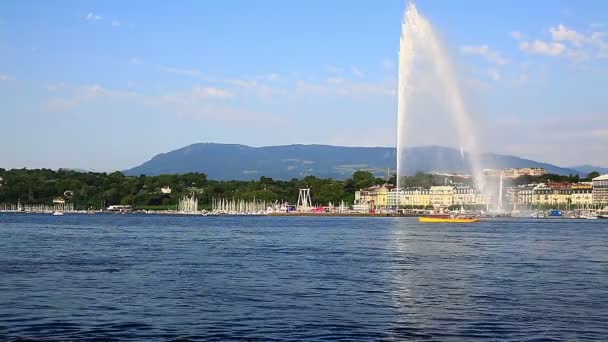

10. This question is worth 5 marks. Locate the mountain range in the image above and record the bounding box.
[123,143,599,180]
[567,165,608,176]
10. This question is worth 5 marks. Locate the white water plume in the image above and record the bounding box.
[396,3,485,191]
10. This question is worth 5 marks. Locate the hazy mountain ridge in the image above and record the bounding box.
[123,143,586,180]
[568,165,608,176]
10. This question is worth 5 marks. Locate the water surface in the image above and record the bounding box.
[1,214,607,340]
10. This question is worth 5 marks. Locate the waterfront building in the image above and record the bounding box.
[354,184,394,209]
[571,183,593,207]
[483,168,547,178]
[592,174,608,206]
[368,184,487,209]
[402,187,431,207]
[387,189,403,208]
[509,184,537,206]
[453,184,487,206]
[530,183,571,207]
[429,186,455,207]
[509,182,596,209]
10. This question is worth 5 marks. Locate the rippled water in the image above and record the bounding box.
[1,214,607,341]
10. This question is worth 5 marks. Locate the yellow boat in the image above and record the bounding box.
[418,216,480,223]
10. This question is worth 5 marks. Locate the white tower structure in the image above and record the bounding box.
[297,188,312,211]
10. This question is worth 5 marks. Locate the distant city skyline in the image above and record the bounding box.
[1,0,607,171]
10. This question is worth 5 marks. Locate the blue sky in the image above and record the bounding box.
[1,0,607,171]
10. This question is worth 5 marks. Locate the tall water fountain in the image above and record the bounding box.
[396,3,485,191]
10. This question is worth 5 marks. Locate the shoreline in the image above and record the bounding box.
[0,210,601,220]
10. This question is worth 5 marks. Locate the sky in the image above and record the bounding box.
[0,0,607,171]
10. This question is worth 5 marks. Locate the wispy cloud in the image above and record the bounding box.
[514,24,608,61]
[158,86,282,124]
[351,66,365,78]
[192,86,232,99]
[519,40,566,56]
[85,12,103,21]
[111,20,121,27]
[510,31,524,40]
[46,84,137,111]
[296,77,394,99]
[160,66,201,77]
[550,24,585,46]
[487,68,501,81]
[160,85,233,104]
[0,74,13,81]
[266,73,280,81]
[225,79,280,100]
[460,45,509,65]
[130,57,141,65]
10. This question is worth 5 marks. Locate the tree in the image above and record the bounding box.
[586,171,600,180]
[351,171,375,190]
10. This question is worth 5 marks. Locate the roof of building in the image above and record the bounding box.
[593,174,608,181]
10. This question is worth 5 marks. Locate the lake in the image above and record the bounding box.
[1,214,607,341]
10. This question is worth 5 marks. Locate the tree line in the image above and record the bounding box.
[0,168,600,210]
[0,169,390,210]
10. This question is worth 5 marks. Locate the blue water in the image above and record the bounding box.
[1,214,607,341]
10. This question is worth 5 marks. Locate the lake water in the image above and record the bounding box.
[1,214,607,341]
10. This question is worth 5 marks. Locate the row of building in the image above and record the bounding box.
[355,174,608,210]
[508,174,608,208]
[355,183,488,209]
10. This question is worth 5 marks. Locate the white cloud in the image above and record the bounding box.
[130,57,141,64]
[111,20,121,27]
[192,86,232,99]
[47,84,136,111]
[85,12,103,21]
[161,86,233,105]
[550,24,585,46]
[326,77,344,85]
[487,68,501,81]
[160,66,201,77]
[0,74,13,81]
[460,45,509,65]
[266,73,280,81]
[296,78,394,99]
[516,24,608,61]
[510,31,524,40]
[351,66,365,77]
[225,79,280,99]
[82,84,136,99]
[519,40,566,56]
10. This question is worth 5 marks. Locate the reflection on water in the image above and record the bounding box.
[1,214,607,340]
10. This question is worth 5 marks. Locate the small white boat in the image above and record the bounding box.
[580,215,598,220]
[52,211,64,216]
